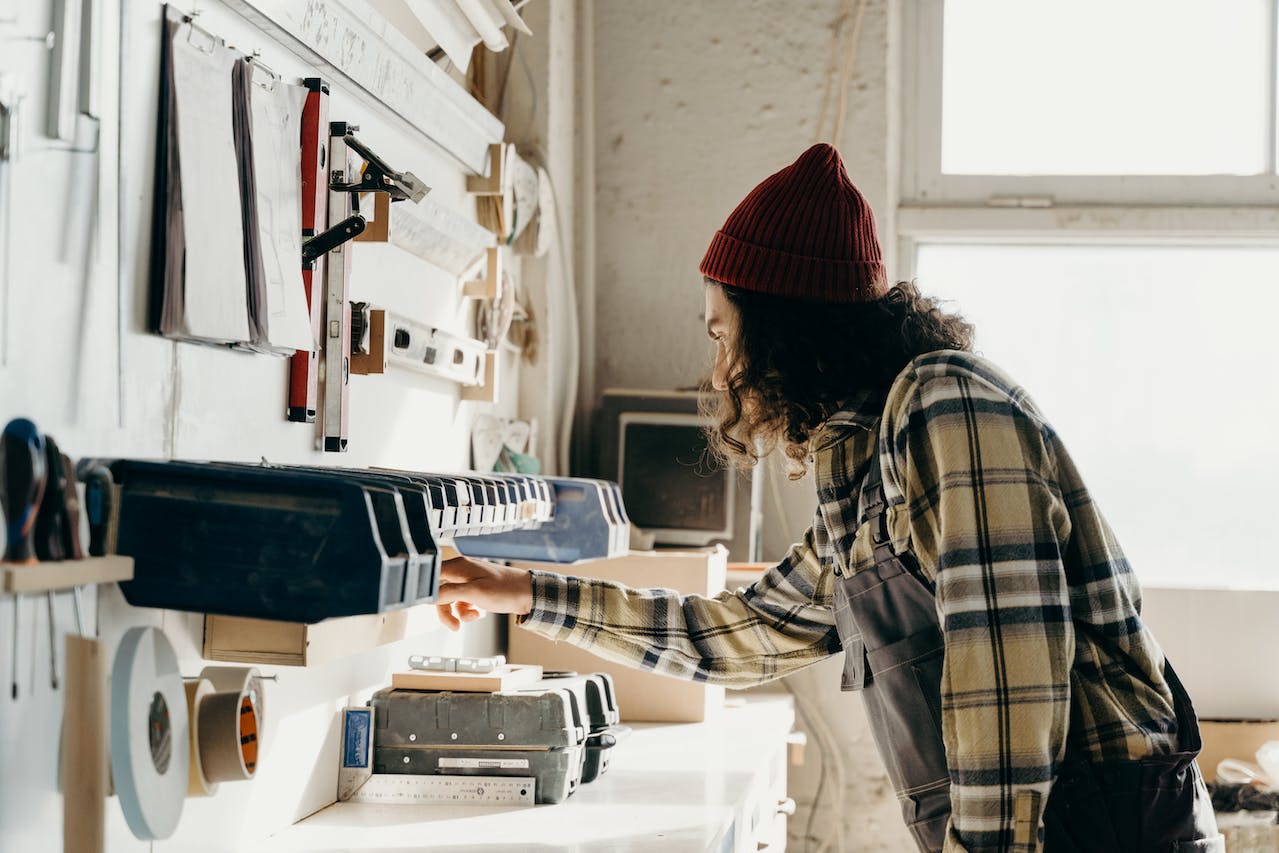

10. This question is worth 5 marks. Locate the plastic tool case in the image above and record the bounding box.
[532,672,621,783]
[370,686,589,804]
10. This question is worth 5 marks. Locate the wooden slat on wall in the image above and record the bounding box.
[219,0,504,174]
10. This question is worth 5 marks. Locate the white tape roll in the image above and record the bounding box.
[110,627,189,840]
[183,678,218,797]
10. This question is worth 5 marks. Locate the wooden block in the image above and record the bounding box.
[465,143,506,196]
[350,308,386,375]
[458,350,498,402]
[63,635,106,853]
[353,192,391,243]
[462,246,501,299]
[203,603,442,668]
[2,556,133,594]
[391,663,542,693]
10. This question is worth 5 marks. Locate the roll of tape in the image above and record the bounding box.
[198,690,259,782]
[183,678,217,797]
[109,627,189,840]
[199,665,267,732]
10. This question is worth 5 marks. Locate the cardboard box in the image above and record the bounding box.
[509,547,728,723]
[1198,719,1279,783]
[1141,587,1279,720]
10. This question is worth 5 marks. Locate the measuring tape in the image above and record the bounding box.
[343,773,535,806]
[339,706,536,806]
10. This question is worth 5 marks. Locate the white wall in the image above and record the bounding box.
[0,1,539,849]
[587,2,913,849]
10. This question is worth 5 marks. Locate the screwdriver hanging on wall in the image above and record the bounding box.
[1,418,47,700]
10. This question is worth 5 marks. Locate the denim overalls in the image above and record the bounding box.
[826,432,1224,852]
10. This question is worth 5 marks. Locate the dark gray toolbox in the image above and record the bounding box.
[533,673,622,783]
[369,687,586,804]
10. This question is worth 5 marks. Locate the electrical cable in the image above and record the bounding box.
[812,1,847,143]
[484,32,567,472]
[832,0,868,146]
[780,677,826,853]
[813,0,868,146]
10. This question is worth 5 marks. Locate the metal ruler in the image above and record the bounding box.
[342,773,536,806]
[339,707,535,807]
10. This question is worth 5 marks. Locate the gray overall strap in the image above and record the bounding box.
[829,442,952,852]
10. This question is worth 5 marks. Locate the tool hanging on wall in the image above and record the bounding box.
[81,465,115,562]
[1,418,47,701]
[33,435,74,688]
[0,77,22,368]
[286,78,330,424]
[305,124,429,452]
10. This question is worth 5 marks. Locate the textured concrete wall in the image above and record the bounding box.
[589,1,914,849]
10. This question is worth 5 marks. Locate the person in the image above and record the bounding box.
[434,144,1223,853]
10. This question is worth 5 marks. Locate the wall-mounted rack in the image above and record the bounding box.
[1,556,133,594]
[466,143,509,196]
[462,247,501,299]
[350,305,387,375]
[219,0,504,174]
[203,601,441,667]
[459,351,499,403]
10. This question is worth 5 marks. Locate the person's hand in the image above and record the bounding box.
[435,556,534,632]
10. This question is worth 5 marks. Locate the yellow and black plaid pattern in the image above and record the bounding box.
[521,351,1182,852]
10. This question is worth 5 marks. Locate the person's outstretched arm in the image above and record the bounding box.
[435,517,842,689]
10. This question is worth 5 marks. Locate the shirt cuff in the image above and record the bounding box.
[515,569,579,641]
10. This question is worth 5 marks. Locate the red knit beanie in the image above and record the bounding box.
[699,144,887,302]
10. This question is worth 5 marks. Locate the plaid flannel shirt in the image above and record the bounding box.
[520,350,1183,852]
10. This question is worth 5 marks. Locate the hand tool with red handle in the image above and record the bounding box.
[287,78,329,423]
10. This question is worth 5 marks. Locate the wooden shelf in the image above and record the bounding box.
[203,600,444,668]
[1,556,133,594]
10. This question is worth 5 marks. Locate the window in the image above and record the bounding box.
[902,0,1279,204]
[915,243,1279,589]
[900,1,1279,588]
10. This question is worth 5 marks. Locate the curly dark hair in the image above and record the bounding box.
[702,279,975,477]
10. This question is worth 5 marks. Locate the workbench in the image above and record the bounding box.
[252,694,796,853]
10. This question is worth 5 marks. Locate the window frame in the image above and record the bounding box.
[899,0,1279,210]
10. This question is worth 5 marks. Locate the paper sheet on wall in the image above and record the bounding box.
[248,77,312,353]
[168,27,251,343]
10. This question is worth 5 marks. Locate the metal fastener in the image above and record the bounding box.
[408,733,417,742]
